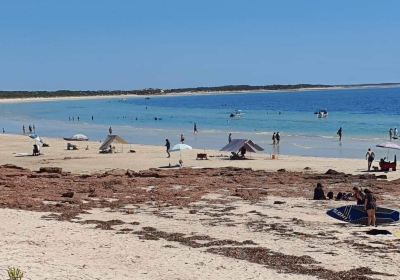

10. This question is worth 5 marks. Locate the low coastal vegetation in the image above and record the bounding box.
[6,267,24,280]
[0,83,398,99]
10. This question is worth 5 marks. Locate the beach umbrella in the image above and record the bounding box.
[170,143,192,160]
[28,133,38,139]
[376,142,400,150]
[376,142,400,162]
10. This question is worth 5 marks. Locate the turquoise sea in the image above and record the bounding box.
[1,87,400,159]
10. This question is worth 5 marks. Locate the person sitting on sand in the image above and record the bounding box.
[32,144,40,156]
[364,189,376,227]
[239,146,246,158]
[313,183,326,200]
[352,186,366,205]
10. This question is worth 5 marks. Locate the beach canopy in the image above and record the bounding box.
[64,134,89,141]
[99,135,128,151]
[28,133,38,139]
[376,142,400,150]
[170,143,192,152]
[220,139,264,153]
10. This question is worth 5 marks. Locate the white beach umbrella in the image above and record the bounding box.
[170,143,192,160]
[376,142,400,150]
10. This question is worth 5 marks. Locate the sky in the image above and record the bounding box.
[0,0,399,90]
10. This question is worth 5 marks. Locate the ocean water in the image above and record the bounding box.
[1,87,400,159]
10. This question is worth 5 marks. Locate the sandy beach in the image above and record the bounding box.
[0,133,399,279]
[0,133,397,179]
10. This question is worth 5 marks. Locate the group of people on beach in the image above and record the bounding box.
[314,183,377,226]
[22,124,36,135]
[272,132,280,145]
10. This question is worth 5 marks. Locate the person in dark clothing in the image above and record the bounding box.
[313,183,326,200]
[276,132,281,144]
[365,148,375,171]
[272,132,276,145]
[32,144,40,156]
[165,139,171,158]
[109,126,113,135]
[239,146,246,158]
[193,123,198,134]
[228,133,232,143]
[180,134,185,143]
[337,127,342,141]
[364,189,376,226]
[352,186,366,205]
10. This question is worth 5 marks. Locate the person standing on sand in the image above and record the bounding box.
[165,139,171,158]
[276,132,281,144]
[364,189,376,226]
[337,127,342,141]
[109,126,113,135]
[352,186,366,205]
[228,133,232,143]
[365,148,375,171]
[272,132,276,145]
[2,128,4,134]
[193,123,198,134]
[22,125,25,135]
[91,115,94,121]
[32,124,35,133]
[28,125,32,134]
[180,134,185,143]
[389,128,393,140]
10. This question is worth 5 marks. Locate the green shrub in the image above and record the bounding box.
[7,267,24,280]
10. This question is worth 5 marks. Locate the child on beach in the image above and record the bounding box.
[364,189,376,226]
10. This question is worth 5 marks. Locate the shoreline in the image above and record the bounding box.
[1,84,399,104]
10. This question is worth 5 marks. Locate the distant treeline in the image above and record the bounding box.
[0,83,399,99]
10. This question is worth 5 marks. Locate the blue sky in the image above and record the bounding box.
[0,0,399,90]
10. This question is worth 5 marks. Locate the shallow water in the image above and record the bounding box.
[1,87,400,159]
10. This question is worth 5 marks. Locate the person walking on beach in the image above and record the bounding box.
[365,148,375,171]
[109,126,113,135]
[22,125,25,135]
[337,127,342,141]
[77,116,80,122]
[180,133,185,143]
[91,115,94,121]
[394,128,398,138]
[276,132,281,145]
[389,128,393,140]
[364,189,376,226]
[228,133,232,143]
[193,123,198,134]
[165,139,171,158]
[272,132,276,145]
[28,125,32,134]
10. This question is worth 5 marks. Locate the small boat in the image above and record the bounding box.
[230,110,243,119]
[315,109,328,118]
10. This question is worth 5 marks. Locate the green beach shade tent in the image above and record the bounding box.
[99,135,129,152]
[220,139,264,153]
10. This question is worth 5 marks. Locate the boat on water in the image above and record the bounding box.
[230,110,244,119]
[315,109,328,118]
